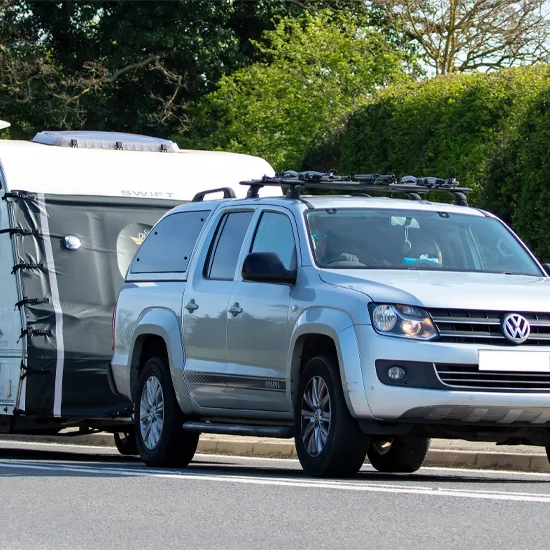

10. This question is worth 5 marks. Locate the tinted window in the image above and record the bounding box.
[206,211,254,280]
[131,210,210,274]
[251,212,296,269]
[306,209,542,276]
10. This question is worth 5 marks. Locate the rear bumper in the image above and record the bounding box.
[107,363,127,401]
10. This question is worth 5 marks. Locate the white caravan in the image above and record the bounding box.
[0,131,275,449]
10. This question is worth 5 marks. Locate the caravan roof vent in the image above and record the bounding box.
[32,131,180,153]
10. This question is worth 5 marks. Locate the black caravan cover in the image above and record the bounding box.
[8,193,180,417]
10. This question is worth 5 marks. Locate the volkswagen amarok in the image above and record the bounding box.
[110,174,550,477]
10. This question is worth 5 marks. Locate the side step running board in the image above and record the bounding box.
[182,421,293,439]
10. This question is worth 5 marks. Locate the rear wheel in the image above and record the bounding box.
[367,436,430,473]
[135,356,198,467]
[294,354,370,478]
[114,429,138,456]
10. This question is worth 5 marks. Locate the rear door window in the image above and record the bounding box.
[131,210,210,273]
[205,211,254,280]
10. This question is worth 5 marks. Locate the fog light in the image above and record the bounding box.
[388,366,406,380]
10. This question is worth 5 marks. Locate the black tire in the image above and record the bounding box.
[114,429,139,456]
[294,354,370,478]
[367,436,430,473]
[135,356,199,467]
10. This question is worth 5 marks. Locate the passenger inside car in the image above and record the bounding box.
[405,235,443,266]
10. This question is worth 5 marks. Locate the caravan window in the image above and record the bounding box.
[131,210,210,273]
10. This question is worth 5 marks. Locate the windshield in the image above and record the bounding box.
[306,208,542,276]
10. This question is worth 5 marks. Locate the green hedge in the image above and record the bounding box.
[335,66,550,259]
[514,88,550,259]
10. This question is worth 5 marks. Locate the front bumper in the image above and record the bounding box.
[353,325,550,425]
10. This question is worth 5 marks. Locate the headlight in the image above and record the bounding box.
[372,304,397,331]
[369,304,438,340]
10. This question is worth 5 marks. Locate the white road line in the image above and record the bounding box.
[2,440,550,478]
[5,461,431,491]
[1,460,550,503]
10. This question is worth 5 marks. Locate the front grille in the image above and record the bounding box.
[435,363,550,392]
[428,308,550,345]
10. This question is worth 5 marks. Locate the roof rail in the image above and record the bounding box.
[192,187,236,202]
[240,171,472,206]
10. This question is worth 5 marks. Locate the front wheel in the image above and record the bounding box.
[367,436,430,473]
[135,356,199,467]
[294,354,370,478]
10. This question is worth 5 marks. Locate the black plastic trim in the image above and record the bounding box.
[375,359,550,394]
[107,363,127,400]
[192,187,236,202]
[185,372,287,392]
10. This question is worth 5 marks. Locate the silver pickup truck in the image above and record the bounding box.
[110,174,550,477]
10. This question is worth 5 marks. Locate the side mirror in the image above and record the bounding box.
[242,252,296,285]
[543,263,550,276]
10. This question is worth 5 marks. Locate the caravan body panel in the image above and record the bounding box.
[0,137,276,420]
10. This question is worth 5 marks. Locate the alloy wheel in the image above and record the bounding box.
[301,376,332,457]
[139,375,165,450]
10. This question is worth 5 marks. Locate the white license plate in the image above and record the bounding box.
[478,350,550,372]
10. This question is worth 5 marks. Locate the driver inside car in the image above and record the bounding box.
[310,217,360,265]
[312,231,360,264]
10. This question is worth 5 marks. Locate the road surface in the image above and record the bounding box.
[0,440,548,549]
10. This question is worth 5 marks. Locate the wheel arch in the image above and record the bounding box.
[288,307,371,418]
[128,308,194,414]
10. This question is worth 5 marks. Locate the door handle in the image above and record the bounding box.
[228,303,243,316]
[185,299,199,313]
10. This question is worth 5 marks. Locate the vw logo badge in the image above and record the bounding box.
[501,313,530,344]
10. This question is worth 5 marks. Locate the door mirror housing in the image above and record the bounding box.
[242,252,296,285]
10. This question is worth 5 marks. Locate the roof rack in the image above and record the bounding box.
[240,170,472,206]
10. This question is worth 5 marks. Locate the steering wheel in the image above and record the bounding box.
[326,260,367,268]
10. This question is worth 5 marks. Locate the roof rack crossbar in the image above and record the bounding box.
[192,187,236,202]
[240,173,472,206]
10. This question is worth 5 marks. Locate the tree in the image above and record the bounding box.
[0,0,90,135]
[0,1,170,135]
[181,10,416,169]
[1,0,372,138]
[374,0,550,74]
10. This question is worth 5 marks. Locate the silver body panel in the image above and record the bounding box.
[112,195,550,431]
